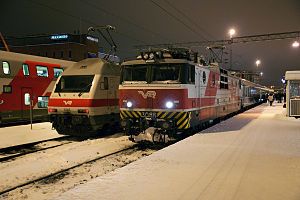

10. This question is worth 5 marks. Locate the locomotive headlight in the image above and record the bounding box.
[126,101,133,108]
[166,101,174,109]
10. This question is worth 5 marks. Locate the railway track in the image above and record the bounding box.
[0,144,141,196]
[0,136,73,162]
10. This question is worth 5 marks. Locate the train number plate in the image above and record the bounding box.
[141,111,157,118]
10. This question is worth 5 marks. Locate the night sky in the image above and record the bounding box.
[1,0,300,86]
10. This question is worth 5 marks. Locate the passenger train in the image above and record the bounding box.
[119,48,271,141]
[0,50,75,125]
[48,58,120,135]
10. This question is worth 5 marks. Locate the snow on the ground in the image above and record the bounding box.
[1,147,156,200]
[56,103,300,200]
[0,122,62,148]
[0,134,133,193]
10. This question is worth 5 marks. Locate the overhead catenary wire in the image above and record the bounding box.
[79,0,172,43]
[163,0,215,40]
[149,0,207,41]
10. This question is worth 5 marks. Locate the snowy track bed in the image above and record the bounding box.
[0,137,73,162]
[0,133,149,199]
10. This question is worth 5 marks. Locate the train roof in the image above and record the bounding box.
[285,71,300,80]
[63,58,119,76]
[241,78,273,92]
[0,50,75,66]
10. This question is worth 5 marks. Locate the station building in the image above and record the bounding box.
[0,33,100,62]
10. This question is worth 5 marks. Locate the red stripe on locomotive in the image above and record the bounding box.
[48,98,119,107]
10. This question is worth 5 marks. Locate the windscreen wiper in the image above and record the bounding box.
[78,83,92,97]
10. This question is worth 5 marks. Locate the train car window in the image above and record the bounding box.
[220,75,228,89]
[2,61,10,75]
[23,64,30,76]
[24,93,31,105]
[3,85,12,93]
[54,68,63,78]
[38,96,49,108]
[202,71,206,84]
[36,65,48,77]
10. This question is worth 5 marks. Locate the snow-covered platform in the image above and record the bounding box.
[0,122,62,149]
[56,103,300,200]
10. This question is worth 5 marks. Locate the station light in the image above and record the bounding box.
[255,59,261,67]
[292,41,299,48]
[228,28,236,38]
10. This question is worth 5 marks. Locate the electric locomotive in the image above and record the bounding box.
[48,58,120,136]
[119,48,243,141]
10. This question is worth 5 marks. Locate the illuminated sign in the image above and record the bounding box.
[50,34,69,40]
[86,36,99,43]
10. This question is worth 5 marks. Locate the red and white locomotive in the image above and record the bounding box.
[0,50,75,124]
[119,48,269,141]
[48,58,120,136]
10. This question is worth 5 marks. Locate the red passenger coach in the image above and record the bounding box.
[0,50,75,124]
[119,48,266,142]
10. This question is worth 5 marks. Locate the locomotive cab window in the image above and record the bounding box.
[152,64,181,83]
[23,64,30,76]
[55,75,94,93]
[54,68,63,78]
[2,61,10,75]
[36,65,48,77]
[121,65,147,83]
[3,85,12,93]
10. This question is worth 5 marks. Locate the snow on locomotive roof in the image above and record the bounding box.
[0,50,75,66]
[63,58,119,76]
[285,71,300,80]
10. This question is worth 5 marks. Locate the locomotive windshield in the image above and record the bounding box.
[152,64,180,83]
[121,63,194,84]
[55,75,95,93]
[122,65,147,83]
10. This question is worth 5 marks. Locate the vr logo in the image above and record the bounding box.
[63,100,72,105]
[138,91,156,99]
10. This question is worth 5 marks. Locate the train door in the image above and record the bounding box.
[21,87,33,120]
[107,76,119,114]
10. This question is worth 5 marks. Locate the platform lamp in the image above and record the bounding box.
[228,28,236,70]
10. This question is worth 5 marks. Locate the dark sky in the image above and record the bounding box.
[1,0,300,86]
